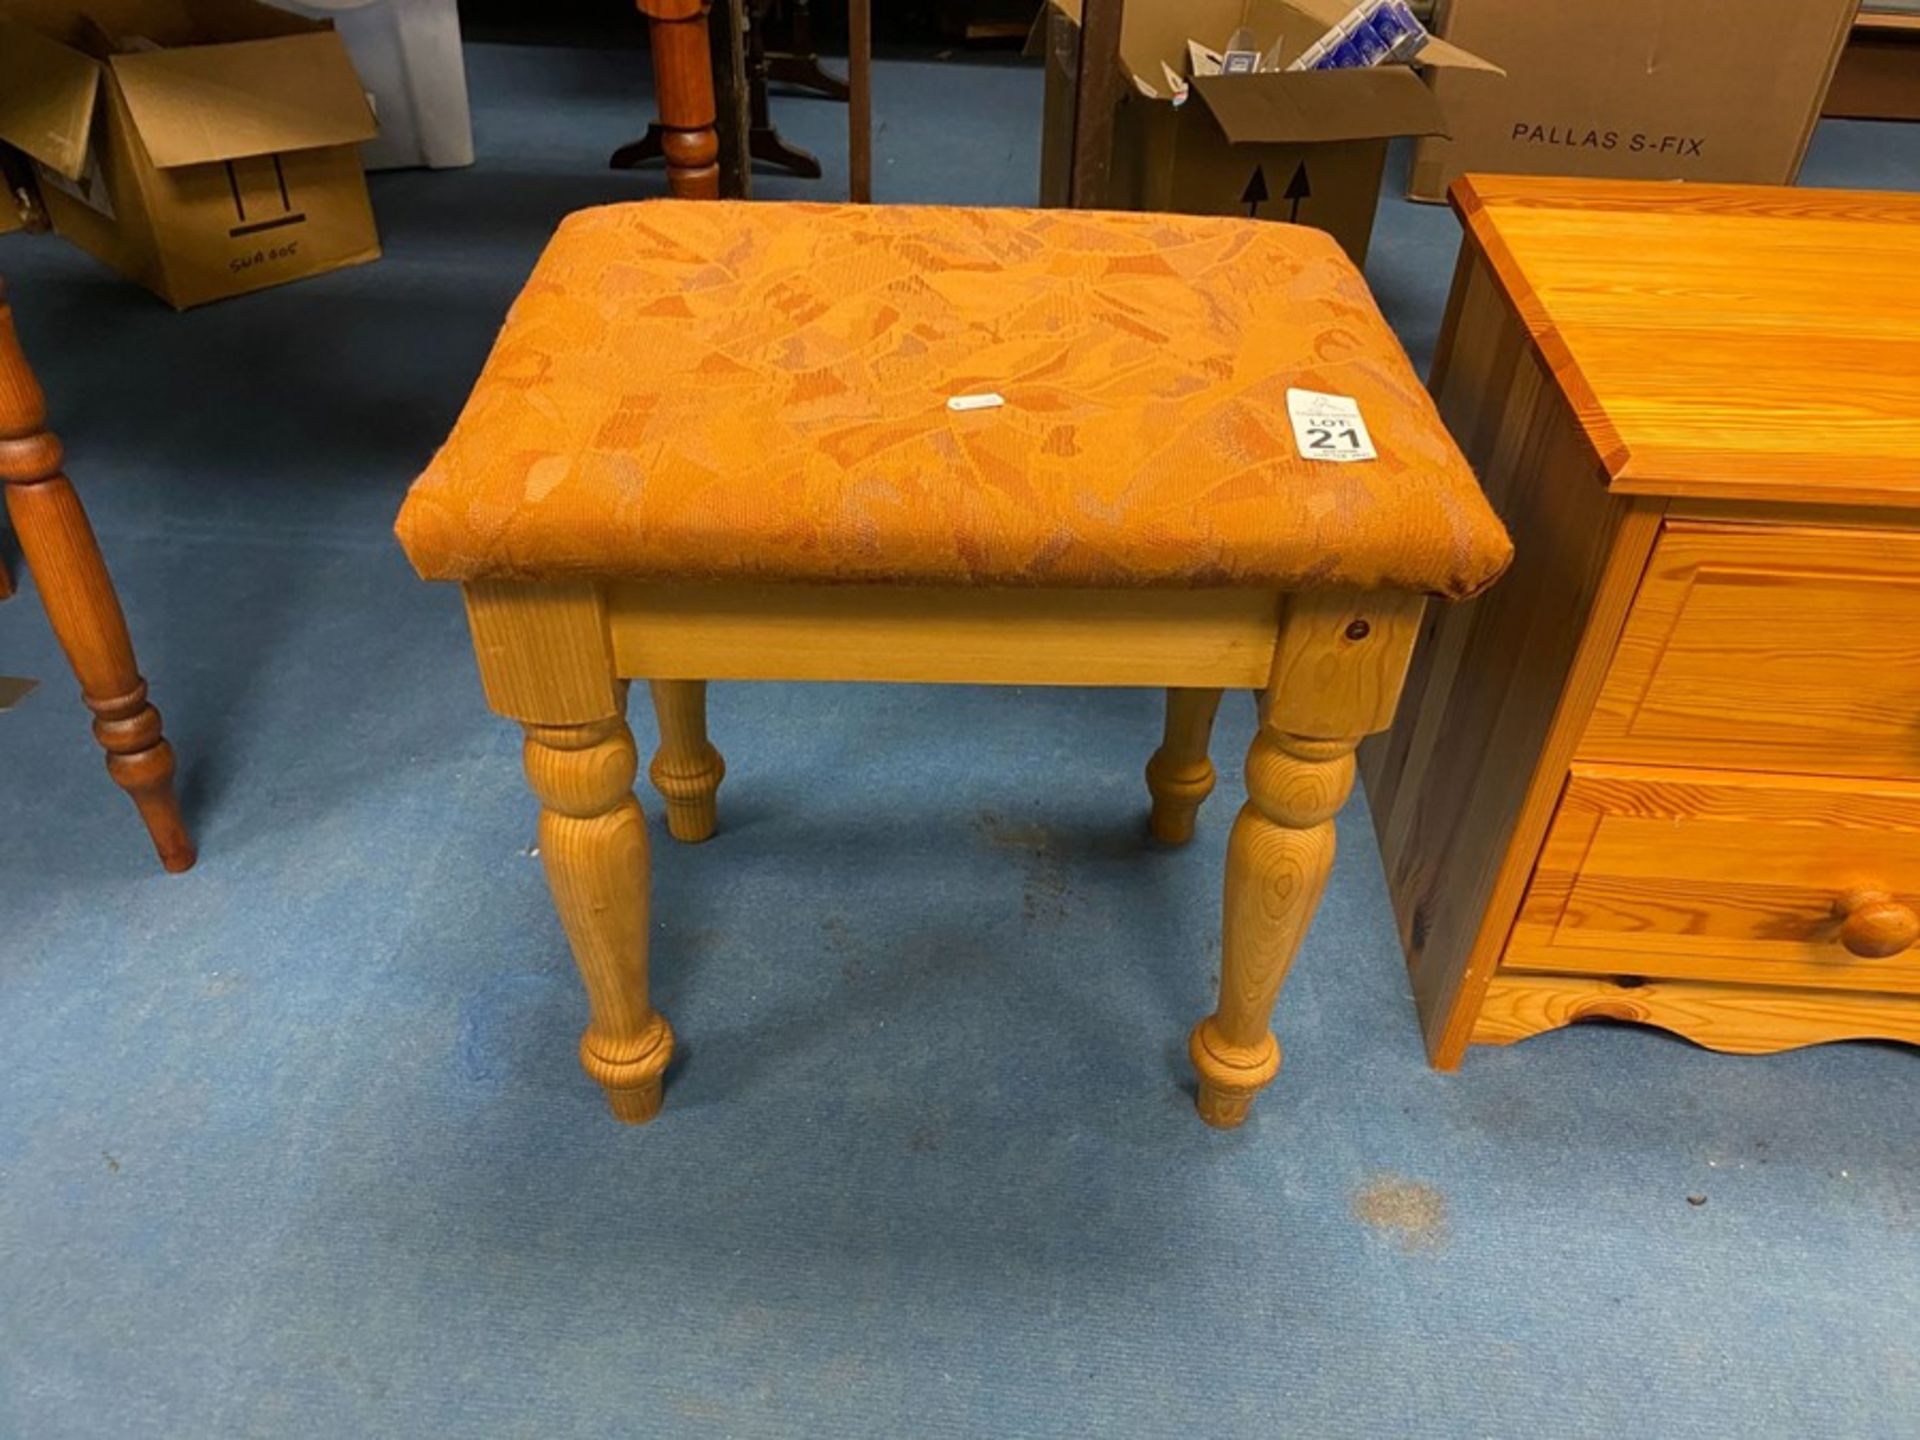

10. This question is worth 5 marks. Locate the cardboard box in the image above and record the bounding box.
[1823,8,1920,122]
[0,0,381,307]
[1035,0,1500,265]
[1407,0,1861,202]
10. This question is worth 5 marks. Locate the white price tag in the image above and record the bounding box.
[947,392,1005,412]
[1286,388,1377,463]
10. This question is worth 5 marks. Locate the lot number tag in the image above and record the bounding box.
[1286,388,1377,463]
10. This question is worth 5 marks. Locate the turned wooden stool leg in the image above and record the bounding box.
[0,279,193,873]
[1190,727,1352,1126]
[1145,686,1222,844]
[637,0,722,199]
[465,582,674,1123]
[1189,592,1422,1127]
[524,708,673,1123]
[648,679,724,843]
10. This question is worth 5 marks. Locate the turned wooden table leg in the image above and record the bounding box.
[466,582,673,1123]
[524,709,672,1122]
[637,0,722,199]
[1145,686,1222,844]
[648,678,724,843]
[1189,592,1422,1127]
[0,279,193,873]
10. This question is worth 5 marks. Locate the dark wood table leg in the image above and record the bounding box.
[624,0,722,199]
[614,0,819,188]
[745,3,822,177]
[848,0,871,202]
[1068,0,1125,207]
[0,278,194,873]
[711,0,752,197]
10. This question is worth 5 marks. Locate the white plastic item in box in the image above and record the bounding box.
[265,0,474,170]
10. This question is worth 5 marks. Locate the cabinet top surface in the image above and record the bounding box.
[1453,175,1920,508]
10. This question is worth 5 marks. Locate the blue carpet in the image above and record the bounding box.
[2,43,1916,1439]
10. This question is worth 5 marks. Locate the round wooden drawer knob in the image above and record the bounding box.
[1836,888,1920,959]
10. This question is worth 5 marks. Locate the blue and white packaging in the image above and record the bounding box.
[1291,0,1430,72]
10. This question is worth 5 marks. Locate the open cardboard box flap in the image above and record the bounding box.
[0,16,104,178]
[1035,0,1501,145]
[111,31,377,168]
[1193,66,1448,143]
[6,0,324,49]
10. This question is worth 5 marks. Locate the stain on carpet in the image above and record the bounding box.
[976,811,1072,923]
[1352,1173,1449,1252]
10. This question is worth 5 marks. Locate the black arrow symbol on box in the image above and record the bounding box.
[1240,164,1268,218]
[1284,161,1311,222]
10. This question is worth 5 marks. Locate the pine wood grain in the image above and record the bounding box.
[1509,764,1920,995]
[608,583,1283,688]
[1144,687,1223,846]
[647,678,724,843]
[1453,175,1920,509]
[1580,522,1920,780]
[1191,590,1422,1126]
[1359,246,1660,1069]
[467,584,671,1122]
[464,581,620,724]
[1373,177,1920,1067]
[1473,972,1920,1056]
[524,711,673,1123]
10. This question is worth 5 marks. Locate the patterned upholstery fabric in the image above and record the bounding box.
[396,202,1510,598]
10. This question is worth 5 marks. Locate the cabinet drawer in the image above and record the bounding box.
[1506,764,1920,994]
[1580,523,1920,779]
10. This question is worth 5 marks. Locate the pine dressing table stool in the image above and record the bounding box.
[394,201,1511,1126]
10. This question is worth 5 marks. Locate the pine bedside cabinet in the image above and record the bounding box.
[1365,176,1920,1068]
[395,201,1511,1126]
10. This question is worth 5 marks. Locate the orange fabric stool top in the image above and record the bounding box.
[396,201,1508,598]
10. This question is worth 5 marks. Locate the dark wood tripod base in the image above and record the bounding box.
[766,52,848,101]
[0,278,194,873]
[610,0,831,188]
[610,120,821,180]
[611,0,724,200]
[766,0,849,100]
